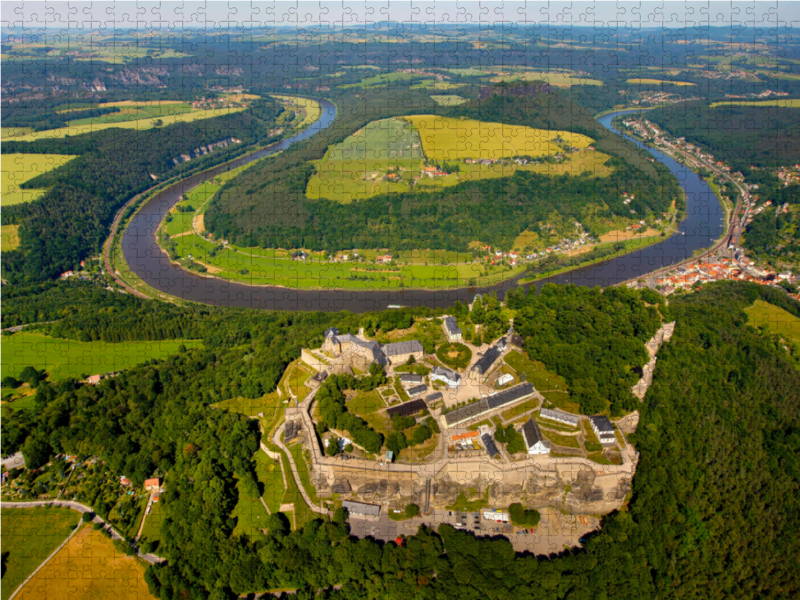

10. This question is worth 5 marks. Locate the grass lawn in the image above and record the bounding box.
[213,392,283,417]
[534,416,578,433]
[14,525,156,600]
[446,491,490,511]
[258,450,286,513]
[287,442,322,505]
[745,299,800,344]
[286,364,313,400]
[499,398,539,422]
[2,153,77,206]
[1,507,80,600]
[541,430,581,449]
[1,332,202,381]
[489,70,603,87]
[346,390,387,432]
[2,224,20,250]
[139,500,166,543]
[278,451,319,530]
[505,351,570,393]
[587,451,622,465]
[582,423,603,452]
[431,95,467,106]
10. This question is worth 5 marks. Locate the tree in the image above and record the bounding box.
[406,354,416,365]
[509,503,541,527]
[325,437,341,456]
[392,414,415,431]
[18,366,45,386]
[82,511,94,523]
[405,503,420,518]
[386,432,408,456]
[412,425,432,445]
[470,297,486,325]
[2,376,19,388]
[21,435,50,470]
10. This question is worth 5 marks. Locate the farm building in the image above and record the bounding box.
[442,383,535,428]
[590,416,616,445]
[342,500,381,517]
[431,366,461,388]
[406,384,428,398]
[443,316,463,341]
[481,432,500,458]
[399,373,424,386]
[386,399,428,418]
[382,340,424,365]
[521,419,550,455]
[539,408,580,427]
[425,392,443,403]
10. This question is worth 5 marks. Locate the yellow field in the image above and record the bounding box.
[11,107,247,142]
[627,78,696,86]
[710,99,800,108]
[271,95,322,129]
[402,115,594,161]
[15,526,156,600]
[1,127,33,138]
[2,225,20,251]
[2,153,78,206]
[490,71,603,87]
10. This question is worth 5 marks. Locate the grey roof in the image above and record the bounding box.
[540,408,580,426]
[444,383,534,427]
[470,344,502,376]
[406,384,428,397]
[383,340,424,357]
[590,415,615,434]
[342,500,381,517]
[521,419,544,448]
[426,392,443,403]
[399,373,424,384]
[387,398,428,418]
[481,432,500,458]
[444,316,462,335]
[432,366,461,383]
[324,327,340,339]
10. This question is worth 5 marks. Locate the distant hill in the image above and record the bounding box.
[647,101,800,170]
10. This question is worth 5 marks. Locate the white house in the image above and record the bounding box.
[590,415,616,445]
[431,366,461,388]
[521,419,550,455]
[539,408,580,427]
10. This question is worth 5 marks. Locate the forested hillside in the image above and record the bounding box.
[647,101,800,171]
[206,85,679,252]
[1,99,283,283]
[3,280,799,599]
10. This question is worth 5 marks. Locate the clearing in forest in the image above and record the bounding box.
[745,299,800,344]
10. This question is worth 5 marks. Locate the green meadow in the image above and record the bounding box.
[2,332,202,381]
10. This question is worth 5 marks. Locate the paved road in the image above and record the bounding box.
[1,320,58,333]
[1,500,163,564]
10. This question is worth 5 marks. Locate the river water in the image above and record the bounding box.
[122,107,724,312]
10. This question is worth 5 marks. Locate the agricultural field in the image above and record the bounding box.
[2,153,78,206]
[489,70,603,87]
[710,99,800,108]
[66,102,195,126]
[2,224,20,250]
[626,78,696,86]
[340,71,418,88]
[1,507,80,600]
[306,117,423,203]
[11,106,248,142]
[1,332,202,381]
[14,526,156,600]
[745,299,800,344]
[402,115,594,161]
[1,127,33,138]
[431,95,467,106]
[306,115,607,203]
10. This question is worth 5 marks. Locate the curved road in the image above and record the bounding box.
[2,500,163,600]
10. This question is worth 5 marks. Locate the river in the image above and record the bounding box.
[122,106,724,312]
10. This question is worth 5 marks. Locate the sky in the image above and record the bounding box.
[0,0,800,30]
[2,1,799,31]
